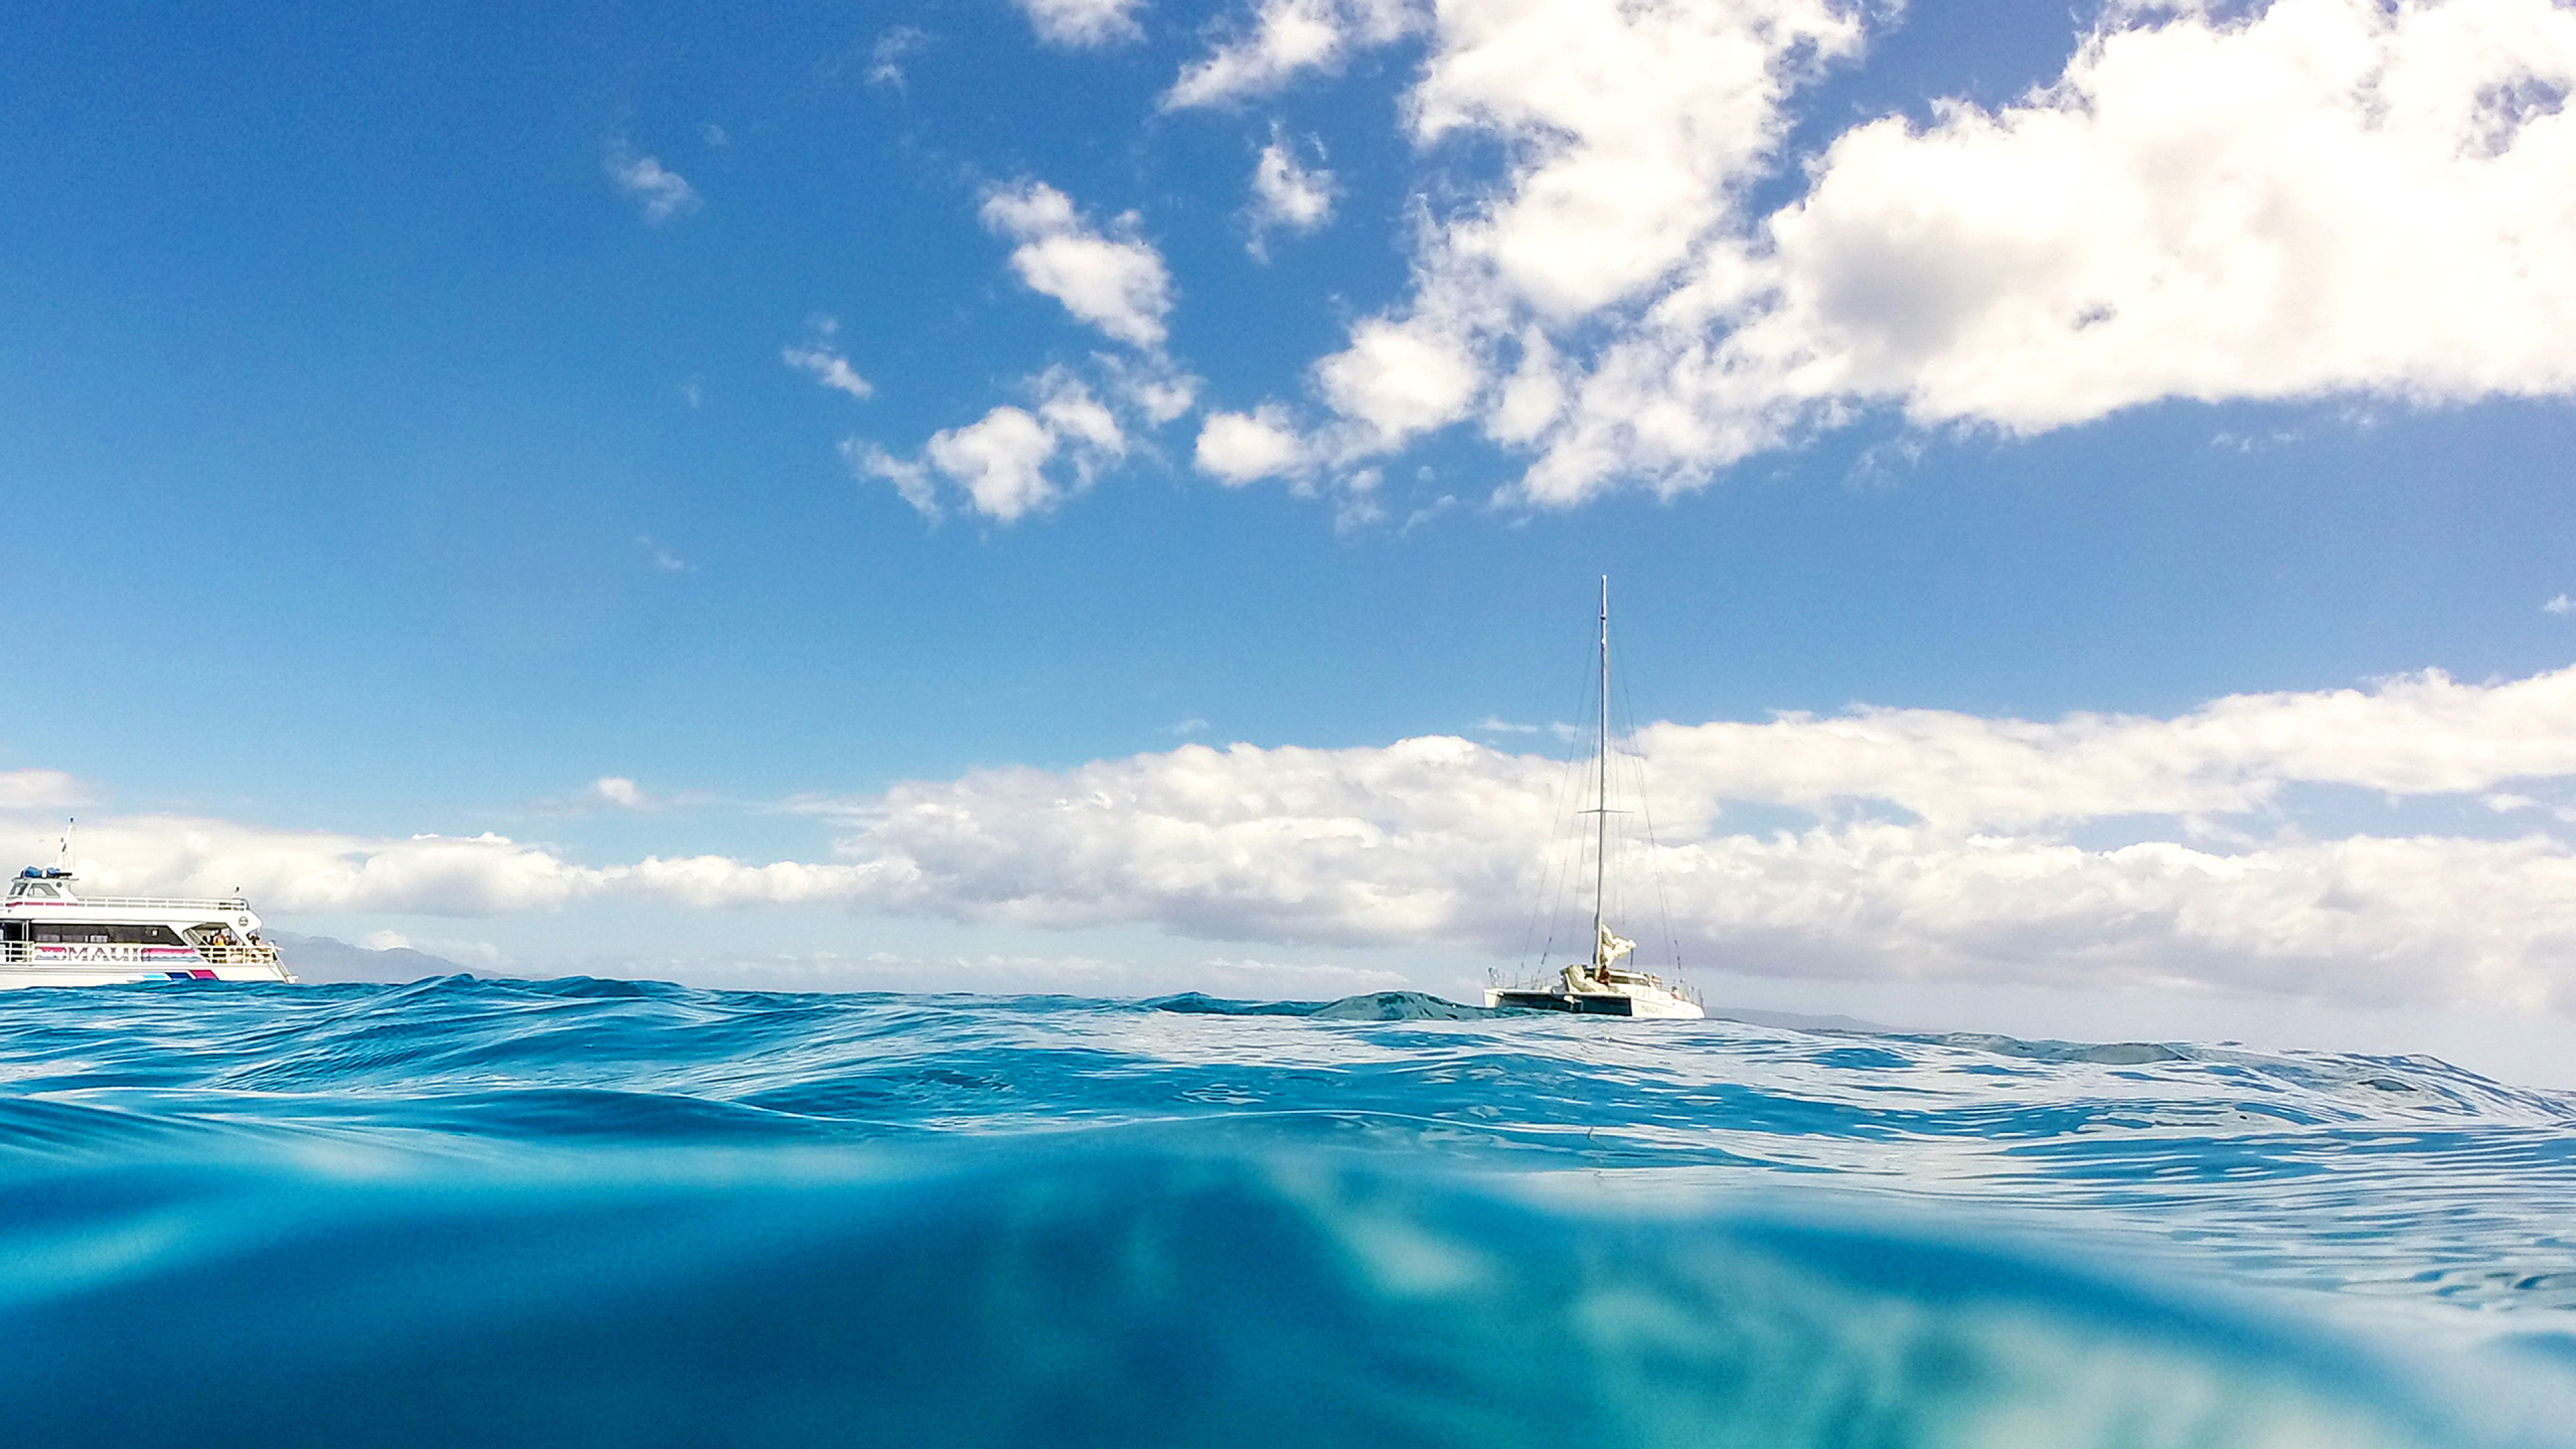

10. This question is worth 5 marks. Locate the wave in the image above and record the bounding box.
[2,977,2574,1444]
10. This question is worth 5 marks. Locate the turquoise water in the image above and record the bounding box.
[3,977,2574,1446]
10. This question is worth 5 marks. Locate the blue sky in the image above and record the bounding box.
[10,0,2576,1077]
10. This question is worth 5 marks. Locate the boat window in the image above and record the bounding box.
[30,924,111,943]
[106,924,183,946]
[187,924,242,948]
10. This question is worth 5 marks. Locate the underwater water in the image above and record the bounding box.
[3,977,2574,1447]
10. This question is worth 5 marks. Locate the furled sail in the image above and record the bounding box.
[1595,922,1635,970]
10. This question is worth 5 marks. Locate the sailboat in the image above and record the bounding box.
[1486,579,1705,1019]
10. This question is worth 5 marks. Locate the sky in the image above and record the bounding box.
[9,0,2576,1079]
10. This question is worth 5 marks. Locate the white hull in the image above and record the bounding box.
[0,961,292,989]
[0,867,293,987]
[1485,983,1705,1018]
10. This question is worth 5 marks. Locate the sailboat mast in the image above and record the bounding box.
[1592,576,1610,967]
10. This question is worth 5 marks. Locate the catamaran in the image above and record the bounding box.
[0,863,293,987]
[1487,579,1704,1018]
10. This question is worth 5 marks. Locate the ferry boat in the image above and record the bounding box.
[1487,579,1705,1019]
[0,867,293,987]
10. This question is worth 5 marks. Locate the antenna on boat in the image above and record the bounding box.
[52,819,73,873]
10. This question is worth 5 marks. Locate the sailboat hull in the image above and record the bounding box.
[1484,987,1705,1019]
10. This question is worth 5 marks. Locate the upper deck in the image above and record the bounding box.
[3,869,251,916]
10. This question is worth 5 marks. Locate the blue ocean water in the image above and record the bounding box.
[3,978,2574,1446]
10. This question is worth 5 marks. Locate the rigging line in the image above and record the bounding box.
[1612,616,1686,972]
[1517,628,1600,977]
[1537,667,1595,975]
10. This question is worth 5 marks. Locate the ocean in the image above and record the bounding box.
[3,975,2573,1446]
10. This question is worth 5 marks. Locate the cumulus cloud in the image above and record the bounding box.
[1163,0,1426,109]
[1018,0,1147,48]
[854,369,1129,521]
[605,142,700,223]
[1181,0,2576,508]
[51,663,2576,1016]
[1187,0,1865,471]
[980,180,1174,348]
[780,661,2576,1014]
[1247,129,1335,256]
[2,812,882,918]
[1194,404,1309,484]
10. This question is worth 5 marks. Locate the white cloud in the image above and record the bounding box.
[593,777,649,810]
[4,813,879,917]
[848,370,1136,522]
[1187,0,2576,509]
[783,318,875,400]
[1313,318,1485,453]
[635,537,694,573]
[605,142,700,224]
[924,406,1061,522]
[1098,352,1202,423]
[979,180,1175,349]
[868,25,928,89]
[33,662,2576,1014]
[0,769,85,810]
[1163,0,1427,109]
[2549,594,2575,615]
[843,441,941,518]
[1505,0,2576,503]
[787,661,2576,1014]
[1018,0,1147,48]
[1248,130,1335,255]
[1194,404,1309,484]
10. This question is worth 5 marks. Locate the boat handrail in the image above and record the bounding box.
[0,941,281,965]
[5,894,253,912]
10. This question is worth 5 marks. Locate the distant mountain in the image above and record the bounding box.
[263,931,475,985]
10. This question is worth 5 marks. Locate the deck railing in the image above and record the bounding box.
[4,894,252,912]
[0,942,282,967]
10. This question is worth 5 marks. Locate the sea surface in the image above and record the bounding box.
[3,977,2574,1447]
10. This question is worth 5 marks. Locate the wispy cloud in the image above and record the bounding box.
[635,537,694,573]
[867,26,928,89]
[1016,0,1146,48]
[1246,127,1334,258]
[1163,0,1423,111]
[604,140,700,224]
[784,317,875,400]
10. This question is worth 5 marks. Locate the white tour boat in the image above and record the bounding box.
[1487,580,1705,1019]
[0,866,293,987]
